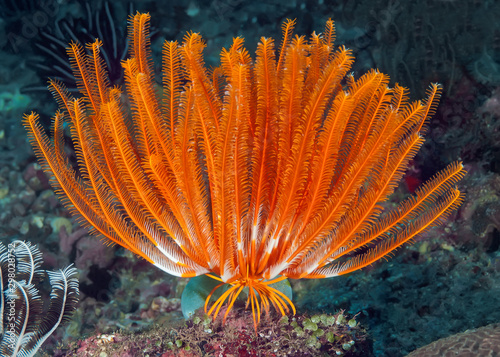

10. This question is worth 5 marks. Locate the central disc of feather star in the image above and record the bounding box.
[23,12,465,329]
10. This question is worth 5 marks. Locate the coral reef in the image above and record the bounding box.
[48,310,369,357]
[0,1,499,356]
[407,323,500,357]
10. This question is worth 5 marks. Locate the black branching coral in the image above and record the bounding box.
[23,12,465,328]
[0,241,79,356]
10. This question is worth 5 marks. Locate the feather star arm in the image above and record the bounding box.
[23,12,465,329]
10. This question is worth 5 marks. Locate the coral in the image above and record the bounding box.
[58,225,115,270]
[22,163,51,192]
[407,323,500,357]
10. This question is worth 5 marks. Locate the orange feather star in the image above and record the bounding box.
[23,13,466,328]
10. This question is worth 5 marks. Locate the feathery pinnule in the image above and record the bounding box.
[23,12,465,329]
